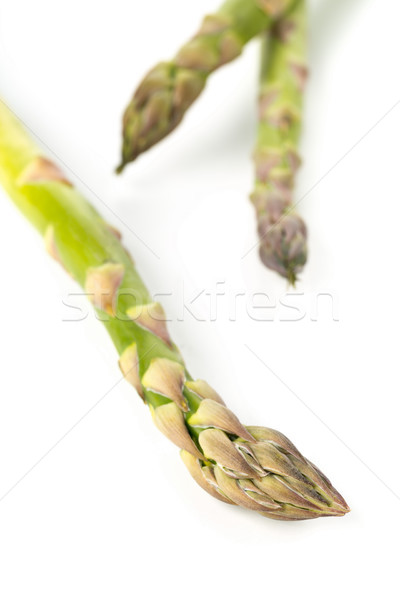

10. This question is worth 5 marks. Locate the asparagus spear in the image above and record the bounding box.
[117,0,298,171]
[0,100,349,520]
[252,0,308,284]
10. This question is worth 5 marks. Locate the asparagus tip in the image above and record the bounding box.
[287,269,297,287]
[115,162,126,175]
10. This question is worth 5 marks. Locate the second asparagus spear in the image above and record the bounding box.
[251,0,308,283]
[117,0,298,171]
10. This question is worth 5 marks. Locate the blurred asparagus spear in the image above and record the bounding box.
[252,0,308,284]
[0,99,348,520]
[117,0,298,171]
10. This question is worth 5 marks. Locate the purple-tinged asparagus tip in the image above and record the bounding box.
[258,212,307,285]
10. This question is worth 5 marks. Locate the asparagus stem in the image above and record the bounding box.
[117,0,299,171]
[252,0,308,284]
[0,100,349,520]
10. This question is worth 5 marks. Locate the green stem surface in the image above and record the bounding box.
[0,101,179,374]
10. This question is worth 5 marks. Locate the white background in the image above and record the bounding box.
[0,0,399,597]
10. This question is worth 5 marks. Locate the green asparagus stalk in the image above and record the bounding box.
[117,0,299,171]
[251,0,308,284]
[0,100,349,520]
